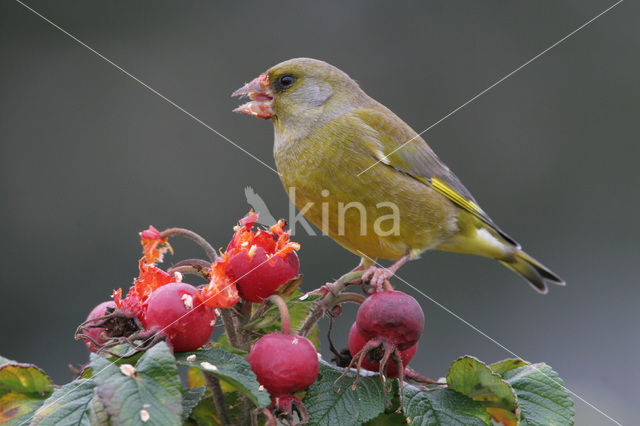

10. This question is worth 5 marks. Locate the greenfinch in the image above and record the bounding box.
[232,58,563,293]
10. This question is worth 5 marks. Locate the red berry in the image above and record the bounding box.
[144,282,216,352]
[229,248,299,302]
[348,323,417,378]
[83,301,116,353]
[356,290,424,351]
[248,333,318,397]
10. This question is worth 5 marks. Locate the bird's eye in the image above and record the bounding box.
[279,75,295,87]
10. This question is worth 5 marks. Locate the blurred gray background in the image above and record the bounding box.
[1,1,637,424]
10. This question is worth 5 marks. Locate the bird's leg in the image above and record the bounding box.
[361,252,411,292]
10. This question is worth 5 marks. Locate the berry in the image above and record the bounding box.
[224,212,300,303]
[348,323,417,378]
[83,301,116,352]
[248,333,318,397]
[356,290,424,350]
[144,282,216,352]
[229,248,299,302]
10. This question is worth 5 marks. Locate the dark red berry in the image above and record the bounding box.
[83,301,116,352]
[144,282,216,352]
[248,333,318,397]
[348,323,417,378]
[356,290,424,350]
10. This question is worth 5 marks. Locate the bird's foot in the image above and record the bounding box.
[361,266,395,293]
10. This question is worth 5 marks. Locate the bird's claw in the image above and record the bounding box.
[361,266,394,292]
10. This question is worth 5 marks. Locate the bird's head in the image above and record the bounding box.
[232,58,365,133]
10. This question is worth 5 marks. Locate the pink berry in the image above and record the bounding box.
[356,290,424,351]
[248,333,318,397]
[83,301,116,353]
[144,282,216,352]
[348,323,417,378]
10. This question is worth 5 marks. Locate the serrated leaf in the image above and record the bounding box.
[187,368,207,388]
[175,347,270,408]
[181,387,206,421]
[447,356,517,413]
[31,378,96,425]
[86,393,109,425]
[503,363,574,426]
[92,341,182,425]
[0,363,53,425]
[274,274,303,298]
[187,396,219,426]
[490,359,530,376]
[303,360,387,426]
[213,336,247,356]
[364,410,407,425]
[0,356,15,365]
[0,363,53,395]
[403,385,491,425]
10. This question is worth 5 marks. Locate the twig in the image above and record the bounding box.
[160,227,218,261]
[297,270,363,337]
[204,373,231,425]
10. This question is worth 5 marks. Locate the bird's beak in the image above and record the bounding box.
[231,73,274,120]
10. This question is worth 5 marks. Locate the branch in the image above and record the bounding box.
[160,227,218,261]
[297,270,363,337]
[204,373,231,425]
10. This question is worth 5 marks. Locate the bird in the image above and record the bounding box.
[232,58,564,294]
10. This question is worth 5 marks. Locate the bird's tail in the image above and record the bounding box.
[500,250,565,294]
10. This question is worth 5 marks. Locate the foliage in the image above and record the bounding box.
[2,219,574,425]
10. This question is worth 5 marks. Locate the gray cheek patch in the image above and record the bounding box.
[292,80,333,107]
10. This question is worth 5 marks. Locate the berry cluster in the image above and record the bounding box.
[75,212,434,425]
[77,212,300,355]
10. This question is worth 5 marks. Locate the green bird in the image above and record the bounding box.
[232,58,564,293]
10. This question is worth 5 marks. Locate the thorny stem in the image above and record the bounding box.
[160,227,218,262]
[297,270,364,337]
[267,295,290,334]
[204,373,231,425]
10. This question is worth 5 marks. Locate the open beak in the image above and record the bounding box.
[231,73,274,120]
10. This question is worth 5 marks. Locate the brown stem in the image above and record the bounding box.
[204,373,231,425]
[297,270,364,337]
[219,308,240,348]
[404,368,444,386]
[267,295,290,334]
[160,227,218,261]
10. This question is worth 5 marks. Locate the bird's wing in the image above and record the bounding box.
[351,108,518,246]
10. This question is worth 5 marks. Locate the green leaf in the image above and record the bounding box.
[0,363,53,425]
[214,335,247,356]
[86,393,109,425]
[176,346,270,408]
[364,410,408,425]
[187,395,219,426]
[31,378,96,425]
[181,387,206,421]
[503,363,574,426]
[447,356,517,412]
[0,356,14,365]
[403,385,491,425]
[92,341,182,425]
[187,390,243,426]
[490,359,530,376]
[303,360,387,426]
